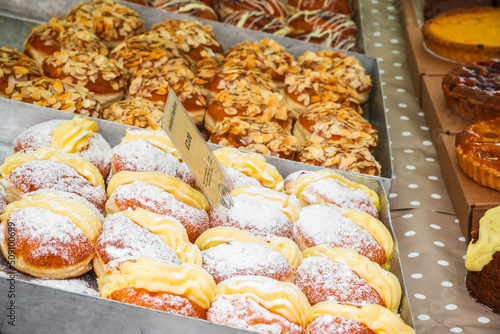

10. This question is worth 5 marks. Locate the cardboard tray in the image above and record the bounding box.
[0,0,393,193]
[0,99,414,333]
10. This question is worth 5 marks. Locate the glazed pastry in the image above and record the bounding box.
[10,77,102,118]
[421,7,500,63]
[151,0,219,21]
[297,136,382,176]
[103,98,165,130]
[207,276,311,333]
[213,147,284,191]
[148,19,223,63]
[66,0,145,49]
[13,116,112,179]
[287,0,353,16]
[293,101,378,149]
[0,46,43,98]
[106,171,209,242]
[23,18,108,65]
[294,205,392,268]
[209,186,299,239]
[455,117,500,191]
[204,85,291,134]
[216,0,288,23]
[42,50,127,108]
[0,147,107,211]
[110,129,194,186]
[287,11,356,39]
[94,208,202,277]
[308,303,415,334]
[123,0,149,4]
[225,39,300,89]
[209,118,300,160]
[0,190,103,279]
[196,227,301,283]
[288,30,357,52]
[126,58,208,126]
[298,51,372,105]
[465,206,500,314]
[98,257,217,319]
[109,32,184,77]
[442,59,500,121]
[223,11,290,36]
[284,169,380,213]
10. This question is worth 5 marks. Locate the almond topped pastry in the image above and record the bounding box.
[0,46,43,98]
[151,0,219,21]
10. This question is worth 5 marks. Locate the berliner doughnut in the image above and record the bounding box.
[23,18,108,65]
[10,77,102,118]
[195,227,300,283]
[103,98,165,130]
[151,0,219,21]
[204,85,291,135]
[0,46,43,98]
[13,116,112,179]
[126,58,208,126]
[298,51,372,105]
[288,30,357,52]
[222,166,264,188]
[293,101,377,149]
[297,246,400,311]
[207,276,312,332]
[223,11,291,36]
[214,147,284,191]
[148,19,223,64]
[308,303,415,334]
[110,129,194,185]
[297,136,382,176]
[209,118,300,160]
[98,257,217,319]
[216,0,288,23]
[0,190,103,279]
[0,147,107,211]
[287,11,357,38]
[0,185,5,216]
[209,186,299,239]
[42,50,127,108]
[287,0,353,16]
[65,0,146,49]
[109,32,184,77]
[225,39,299,89]
[106,171,209,242]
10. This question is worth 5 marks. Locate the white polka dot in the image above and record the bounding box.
[395,75,404,80]
[421,126,429,131]
[393,62,402,67]
[396,88,405,93]
[408,252,419,258]
[441,281,453,287]
[406,165,416,170]
[392,50,400,54]
[377,57,384,62]
[403,214,414,218]
[400,116,409,120]
[426,157,435,162]
[445,304,458,310]
[418,112,424,116]
[431,194,441,199]
[434,241,445,247]
[382,81,386,85]
[458,237,466,242]
[398,103,407,108]
[408,184,418,189]
[428,176,438,180]
[389,193,398,198]
[373,31,381,36]
[411,273,423,279]
[385,108,389,112]
[371,9,379,13]
[374,43,383,47]
[389,15,397,20]
[387,125,391,129]
[418,314,430,321]
[454,219,459,223]
[463,255,466,260]
[478,317,490,324]
[423,141,432,146]
[387,5,395,10]
[402,131,411,136]
[450,328,463,333]
[430,224,441,230]
[405,231,416,237]
[411,201,420,206]
[379,69,386,74]
[404,149,414,153]
[414,294,426,300]
[438,260,449,266]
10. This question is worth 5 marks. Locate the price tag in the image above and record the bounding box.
[161,89,233,210]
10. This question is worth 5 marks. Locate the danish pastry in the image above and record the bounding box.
[152,0,219,21]
[0,190,103,279]
[223,11,290,36]
[103,98,165,130]
[216,0,288,23]
[0,147,107,211]
[287,11,357,39]
[13,116,112,179]
[0,46,43,98]
[288,30,357,52]
[286,0,353,16]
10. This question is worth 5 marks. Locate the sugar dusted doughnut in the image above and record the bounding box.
[103,98,165,130]
[0,46,43,98]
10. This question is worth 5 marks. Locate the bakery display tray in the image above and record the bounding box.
[0,100,413,333]
[0,0,393,194]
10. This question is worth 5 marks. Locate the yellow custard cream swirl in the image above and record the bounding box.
[465,206,500,272]
[50,116,98,153]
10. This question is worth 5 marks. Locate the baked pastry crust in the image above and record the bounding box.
[287,30,357,52]
[422,7,500,63]
[286,0,353,16]
[442,59,500,121]
[217,0,288,23]
[223,11,290,36]
[455,117,500,191]
[0,46,43,98]
[151,0,219,21]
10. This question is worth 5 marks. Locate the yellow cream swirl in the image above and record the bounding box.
[465,206,500,271]
[49,116,98,153]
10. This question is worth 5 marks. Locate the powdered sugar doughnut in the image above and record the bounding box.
[307,314,376,334]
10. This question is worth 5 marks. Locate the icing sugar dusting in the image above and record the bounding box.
[32,278,99,296]
[307,314,373,334]
[223,167,263,189]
